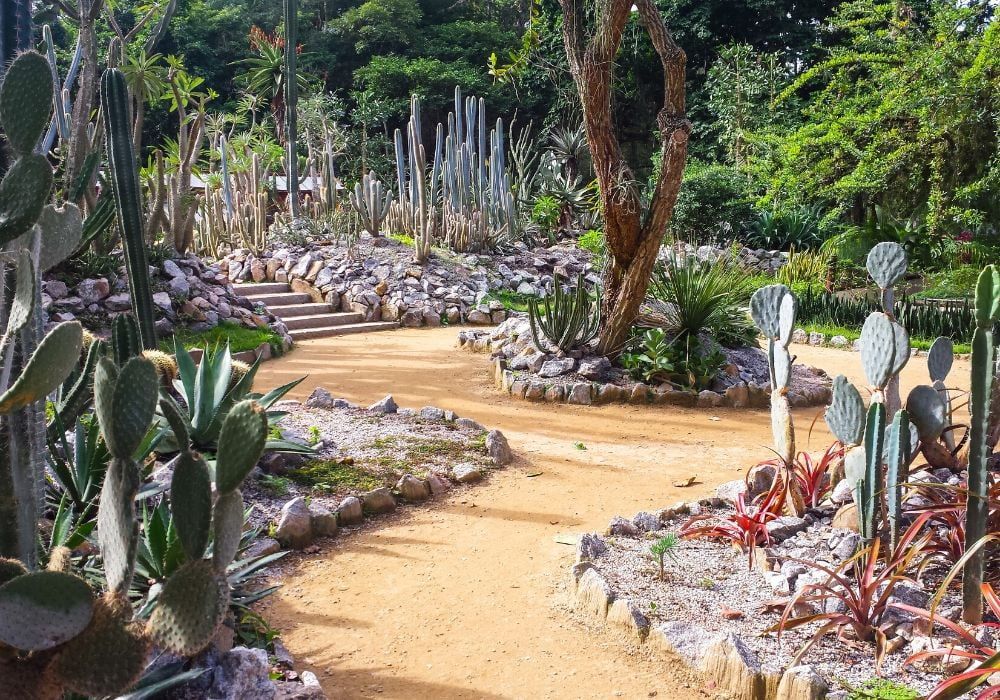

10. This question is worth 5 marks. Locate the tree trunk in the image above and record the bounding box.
[559,0,689,356]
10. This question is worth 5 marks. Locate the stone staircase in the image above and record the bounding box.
[234,282,397,341]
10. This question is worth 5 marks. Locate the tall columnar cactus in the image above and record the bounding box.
[750,284,804,516]
[0,51,84,566]
[101,68,157,350]
[0,0,32,76]
[390,96,441,263]
[284,0,300,218]
[963,265,1000,624]
[350,171,392,236]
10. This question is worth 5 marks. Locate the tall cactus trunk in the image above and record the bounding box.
[963,265,1000,624]
[102,68,157,350]
[284,0,300,218]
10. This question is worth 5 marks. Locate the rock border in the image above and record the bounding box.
[569,498,829,700]
[790,327,970,360]
[262,389,514,553]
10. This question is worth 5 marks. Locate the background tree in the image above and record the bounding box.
[560,0,690,355]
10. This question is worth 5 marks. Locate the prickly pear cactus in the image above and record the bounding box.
[866,242,908,291]
[825,375,866,446]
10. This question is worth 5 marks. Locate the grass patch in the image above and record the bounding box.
[483,289,533,313]
[388,233,415,247]
[799,323,970,354]
[288,459,383,492]
[164,321,282,354]
[368,433,487,471]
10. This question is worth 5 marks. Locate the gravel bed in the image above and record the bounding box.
[592,509,976,697]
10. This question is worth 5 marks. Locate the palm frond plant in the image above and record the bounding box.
[548,124,589,182]
[647,253,758,348]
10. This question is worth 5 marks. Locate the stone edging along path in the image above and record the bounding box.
[569,501,829,700]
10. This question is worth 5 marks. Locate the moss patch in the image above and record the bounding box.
[288,459,383,492]
[164,321,282,355]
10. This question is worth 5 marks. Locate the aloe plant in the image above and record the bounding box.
[528,273,601,353]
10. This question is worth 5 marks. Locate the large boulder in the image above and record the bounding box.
[275,497,312,550]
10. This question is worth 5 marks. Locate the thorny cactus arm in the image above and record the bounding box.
[963,265,1000,624]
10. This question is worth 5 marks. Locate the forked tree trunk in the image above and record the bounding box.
[560,0,690,356]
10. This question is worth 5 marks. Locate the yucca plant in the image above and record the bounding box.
[527,273,600,353]
[156,342,311,456]
[647,253,757,348]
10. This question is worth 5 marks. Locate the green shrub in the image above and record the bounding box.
[620,329,726,391]
[914,265,980,299]
[747,204,825,251]
[577,229,605,263]
[667,160,755,244]
[164,321,283,355]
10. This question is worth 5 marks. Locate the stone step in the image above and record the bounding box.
[244,292,313,306]
[289,322,399,341]
[233,282,290,297]
[281,312,365,330]
[267,302,335,318]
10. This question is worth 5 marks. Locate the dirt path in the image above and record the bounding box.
[255,328,968,700]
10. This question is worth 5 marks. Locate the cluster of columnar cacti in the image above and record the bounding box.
[963,265,1000,623]
[350,170,393,237]
[527,273,601,353]
[388,87,520,260]
[101,67,158,349]
[389,95,440,263]
[201,146,270,255]
[0,53,272,695]
[750,283,805,516]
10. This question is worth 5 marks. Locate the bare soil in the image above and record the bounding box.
[254,328,969,699]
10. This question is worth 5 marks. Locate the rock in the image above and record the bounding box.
[746,464,776,498]
[650,621,722,667]
[104,292,132,311]
[273,639,295,668]
[486,430,513,466]
[244,537,280,559]
[567,383,592,405]
[766,516,809,542]
[305,387,335,409]
[152,291,173,312]
[426,472,452,496]
[456,417,484,431]
[544,385,565,402]
[452,463,483,483]
[45,280,69,299]
[309,506,338,538]
[608,599,650,641]
[792,328,808,344]
[419,406,446,421]
[830,531,860,560]
[700,634,769,700]
[77,278,110,304]
[336,496,363,526]
[275,681,326,699]
[808,331,825,346]
[697,390,724,408]
[724,382,750,408]
[775,665,828,700]
[368,395,398,414]
[578,356,612,381]
[715,479,747,503]
[830,335,849,348]
[162,259,185,279]
[575,567,613,619]
[606,515,639,537]
[361,488,396,514]
[395,474,430,501]
[168,276,191,298]
[275,497,313,550]
[832,504,859,531]
[577,533,607,561]
[830,478,854,505]
[631,512,660,532]
[210,647,275,700]
[539,357,575,378]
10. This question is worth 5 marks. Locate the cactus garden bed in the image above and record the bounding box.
[460,315,834,408]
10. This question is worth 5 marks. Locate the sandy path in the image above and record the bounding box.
[255,328,968,700]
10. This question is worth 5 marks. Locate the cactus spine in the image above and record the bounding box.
[284,0,300,217]
[963,265,1000,624]
[101,68,157,349]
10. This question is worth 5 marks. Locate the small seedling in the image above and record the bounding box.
[650,533,680,581]
[843,678,920,700]
[307,425,321,446]
[699,577,715,590]
[574,441,587,450]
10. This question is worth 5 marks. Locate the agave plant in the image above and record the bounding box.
[156,342,311,456]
